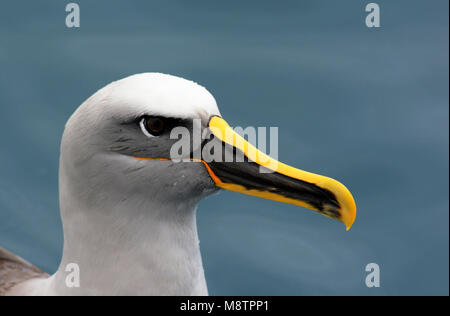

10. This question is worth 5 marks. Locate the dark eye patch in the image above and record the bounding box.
[111,116,208,160]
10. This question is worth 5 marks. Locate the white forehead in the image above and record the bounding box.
[84,73,221,121]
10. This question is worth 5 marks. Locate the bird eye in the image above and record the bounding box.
[140,116,165,137]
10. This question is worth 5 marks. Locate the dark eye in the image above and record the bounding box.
[140,116,165,137]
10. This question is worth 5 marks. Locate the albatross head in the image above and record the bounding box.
[61,73,223,210]
[55,73,356,295]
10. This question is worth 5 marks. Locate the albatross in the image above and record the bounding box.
[0,73,356,296]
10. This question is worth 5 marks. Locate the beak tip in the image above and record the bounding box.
[319,178,357,231]
[345,221,354,231]
[343,202,357,231]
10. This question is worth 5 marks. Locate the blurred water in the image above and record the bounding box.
[0,0,448,295]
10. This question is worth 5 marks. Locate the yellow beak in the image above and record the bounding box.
[205,116,357,230]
